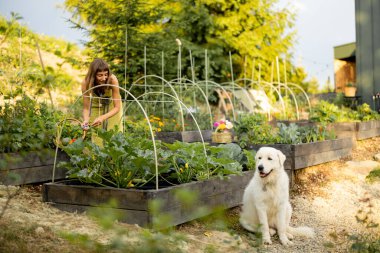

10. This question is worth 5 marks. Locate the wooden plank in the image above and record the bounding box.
[1,165,67,185]
[0,150,69,185]
[357,120,380,131]
[328,122,357,131]
[357,128,380,140]
[246,139,353,173]
[43,183,152,210]
[182,130,212,142]
[294,148,352,169]
[43,171,254,211]
[293,138,353,156]
[155,130,212,143]
[155,132,182,143]
[43,171,254,228]
[0,150,68,170]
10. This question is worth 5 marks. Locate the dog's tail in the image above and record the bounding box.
[287,226,315,238]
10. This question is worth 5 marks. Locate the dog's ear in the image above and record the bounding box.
[255,148,261,162]
[277,150,286,166]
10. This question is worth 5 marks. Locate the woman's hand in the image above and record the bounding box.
[91,116,106,127]
[81,121,90,131]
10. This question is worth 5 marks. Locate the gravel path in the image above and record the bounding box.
[1,137,380,252]
[180,137,380,252]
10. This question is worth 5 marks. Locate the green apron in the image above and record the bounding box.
[89,88,123,146]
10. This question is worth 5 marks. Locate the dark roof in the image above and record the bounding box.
[334,42,356,60]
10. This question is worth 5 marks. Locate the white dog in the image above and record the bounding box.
[240,147,314,246]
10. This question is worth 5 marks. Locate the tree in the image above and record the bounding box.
[64,0,302,86]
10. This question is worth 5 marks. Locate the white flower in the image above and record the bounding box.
[225,120,233,130]
[175,38,182,46]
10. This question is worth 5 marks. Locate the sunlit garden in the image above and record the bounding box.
[1,1,380,252]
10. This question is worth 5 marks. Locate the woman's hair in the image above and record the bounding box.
[84,58,112,96]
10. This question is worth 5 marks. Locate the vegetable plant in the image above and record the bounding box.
[233,113,278,148]
[234,113,336,146]
[0,95,62,153]
[60,128,254,189]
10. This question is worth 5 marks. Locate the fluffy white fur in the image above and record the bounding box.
[240,147,315,246]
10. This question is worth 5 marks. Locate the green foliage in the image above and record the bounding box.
[310,100,343,123]
[60,130,164,188]
[366,168,380,183]
[310,100,380,123]
[0,14,84,100]
[60,128,252,188]
[277,123,333,144]
[355,104,380,121]
[234,113,335,146]
[0,95,62,153]
[234,113,277,148]
[276,123,302,144]
[64,0,303,85]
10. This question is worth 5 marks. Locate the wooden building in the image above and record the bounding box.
[333,42,356,94]
[334,0,380,111]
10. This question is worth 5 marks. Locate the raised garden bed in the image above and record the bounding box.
[246,137,353,184]
[42,170,254,228]
[276,120,380,143]
[356,120,380,140]
[327,122,357,141]
[0,149,69,185]
[155,130,212,143]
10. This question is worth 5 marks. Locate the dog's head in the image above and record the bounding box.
[255,147,286,179]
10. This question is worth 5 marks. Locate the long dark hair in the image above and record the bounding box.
[84,58,112,96]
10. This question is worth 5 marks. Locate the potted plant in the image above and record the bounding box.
[211,119,233,143]
[344,83,357,97]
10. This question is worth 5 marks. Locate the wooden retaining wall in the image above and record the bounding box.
[42,170,254,228]
[0,149,68,185]
[155,130,212,143]
[247,137,353,184]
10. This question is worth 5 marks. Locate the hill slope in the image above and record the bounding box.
[0,14,86,107]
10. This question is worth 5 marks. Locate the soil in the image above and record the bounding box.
[1,137,380,253]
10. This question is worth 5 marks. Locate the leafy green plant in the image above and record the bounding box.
[355,103,380,121]
[276,123,334,144]
[60,129,167,188]
[234,114,334,146]
[0,94,63,153]
[277,123,302,144]
[310,100,380,123]
[60,128,253,188]
[310,100,343,123]
[234,113,278,148]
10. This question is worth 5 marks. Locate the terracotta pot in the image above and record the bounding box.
[344,86,357,97]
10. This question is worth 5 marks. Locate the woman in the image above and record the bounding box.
[81,58,123,145]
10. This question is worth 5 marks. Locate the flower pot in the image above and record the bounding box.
[344,86,357,97]
[211,132,232,143]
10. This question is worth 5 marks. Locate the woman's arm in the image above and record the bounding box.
[91,74,121,127]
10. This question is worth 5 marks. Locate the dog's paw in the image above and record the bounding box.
[262,237,272,245]
[280,237,294,246]
[269,228,277,236]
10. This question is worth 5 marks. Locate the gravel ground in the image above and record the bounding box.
[1,137,380,252]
